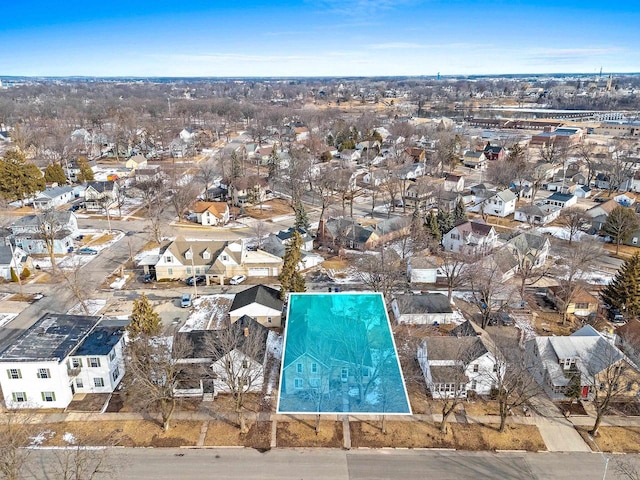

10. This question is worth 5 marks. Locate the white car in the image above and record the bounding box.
[229,275,246,285]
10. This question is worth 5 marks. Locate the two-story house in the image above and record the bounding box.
[11,211,78,255]
[444,174,465,193]
[462,151,487,170]
[0,244,32,281]
[528,325,640,400]
[469,189,517,218]
[209,241,283,285]
[84,181,119,211]
[154,239,227,281]
[442,221,498,255]
[229,285,283,328]
[417,321,502,398]
[0,314,125,409]
[192,201,230,226]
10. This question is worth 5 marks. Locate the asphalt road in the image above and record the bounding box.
[25,448,631,480]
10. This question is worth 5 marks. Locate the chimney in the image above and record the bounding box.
[244,327,249,337]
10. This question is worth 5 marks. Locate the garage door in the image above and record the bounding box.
[249,267,270,277]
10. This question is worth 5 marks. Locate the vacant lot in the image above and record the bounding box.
[578,426,640,453]
[277,420,343,448]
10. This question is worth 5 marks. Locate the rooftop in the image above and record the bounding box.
[0,314,101,362]
[75,325,125,356]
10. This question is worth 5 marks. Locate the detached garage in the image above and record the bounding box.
[248,267,271,277]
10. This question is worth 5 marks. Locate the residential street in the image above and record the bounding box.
[26,448,634,480]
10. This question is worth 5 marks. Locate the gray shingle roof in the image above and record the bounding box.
[230,285,283,313]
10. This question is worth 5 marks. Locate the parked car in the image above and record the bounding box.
[77,247,98,255]
[180,294,192,308]
[68,204,80,212]
[185,275,206,286]
[489,312,514,327]
[608,308,625,324]
[142,273,154,283]
[230,275,246,285]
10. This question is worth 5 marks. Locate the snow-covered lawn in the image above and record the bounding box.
[179,294,233,332]
[0,313,18,328]
[67,299,107,316]
[134,247,160,263]
[536,226,598,242]
[514,315,537,341]
[110,274,130,289]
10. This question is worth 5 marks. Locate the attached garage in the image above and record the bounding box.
[248,267,271,277]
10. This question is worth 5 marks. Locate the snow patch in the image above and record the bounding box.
[67,299,107,316]
[0,313,18,328]
[179,295,233,332]
[62,432,76,444]
[30,431,54,446]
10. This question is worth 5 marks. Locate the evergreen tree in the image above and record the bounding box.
[436,210,454,237]
[294,201,310,230]
[602,206,640,255]
[76,156,94,182]
[453,198,468,225]
[564,373,582,408]
[0,150,46,205]
[601,253,640,316]
[278,231,306,300]
[426,211,441,243]
[128,293,162,338]
[44,163,67,184]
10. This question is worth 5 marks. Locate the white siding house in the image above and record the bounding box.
[442,221,497,255]
[0,315,125,409]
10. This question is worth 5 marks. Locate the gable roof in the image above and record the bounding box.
[424,336,487,362]
[192,201,228,218]
[394,293,452,314]
[230,285,283,313]
[452,221,494,237]
[160,239,227,266]
[86,181,116,193]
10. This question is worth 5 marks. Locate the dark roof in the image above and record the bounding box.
[424,336,487,361]
[87,181,116,192]
[546,192,575,202]
[176,315,269,363]
[395,293,453,314]
[0,314,101,362]
[230,285,283,313]
[450,320,478,337]
[429,365,468,384]
[275,227,311,242]
[75,326,124,356]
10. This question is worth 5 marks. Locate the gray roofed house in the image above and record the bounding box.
[323,217,379,250]
[391,293,454,325]
[514,202,561,225]
[33,185,74,210]
[544,192,577,209]
[229,285,284,327]
[11,211,78,255]
[527,325,637,400]
[0,244,31,281]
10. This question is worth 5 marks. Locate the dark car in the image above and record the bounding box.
[77,247,98,255]
[489,312,514,327]
[68,204,80,212]
[142,273,154,283]
[608,308,625,323]
[185,275,206,286]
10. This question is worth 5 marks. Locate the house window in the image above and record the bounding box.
[296,363,303,374]
[94,377,104,388]
[167,268,173,275]
[109,350,116,362]
[473,364,479,373]
[165,256,172,263]
[203,251,211,260]
[41,391,56,402]
[12,392,27,402]
[222,255,228,261]
[470,380,477,390]
[186,267,192,274]
[294,378,304,389]
[363,369,369,377]
[89,358,101,368]
[37,368,51,379]
[492,365,498,372]
[76,378,83,388]
[267,317,272,324]
[242,360,248,369]
[309,378,320,388]
[633,237,638,245]
[112,367,120,382]
[341,368,348,381]
[72,358,82,368]
[7,369,22,379]
[574,303,589,309]
[311,363,318,374]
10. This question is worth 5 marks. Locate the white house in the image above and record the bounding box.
[229,285,283,328]
[11,211,78,255]
[33,186,74,210]
[84,181,119,211]
[362,170,388,187]
[0,245,31,280]
[391,293,454,325]
[444,174,464,192]
[191,201,230,226]
[417,321,502,398]
[0,314,125,409]
[543,192,577,209]
[470,189,517,218]
[442,221,498,255]
[462,151,487,170]
[340,149,361,163]
[514,203,561,225]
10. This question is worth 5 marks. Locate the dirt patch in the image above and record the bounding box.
[276,420,343,448]
[244,421,272,450]
[463,399,501,417]
[203,420,260,446]
[24,420,202,447]
[105,393,124,413]
[557,401,588,416]
[89,233,117,246]
[246,199,294,220]
[66,394,110,412]
[351,420,453,448]
[608,401,640,417]
[578,426,640,453]
[323,258,350,271]
[451,423,545,451]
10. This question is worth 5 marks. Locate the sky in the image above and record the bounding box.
[1,0,639,77]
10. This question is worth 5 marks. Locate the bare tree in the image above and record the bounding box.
[483,337,541,432]
[61,257,91,315]
[0,411,32,480]
[439,251,469,302]
[196,159,220,200]
[354,249,404,303]
[555,239,603,324]
[169,180,200,220]
[468,260,513,329]
[36,209,71,274]
[558,207,590,244]
[576,142,599,186]
[134,178,166,243]
[50,446,113,480]
[204,320,267,433]
[123,334,194,431]
[586,339,639,437]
